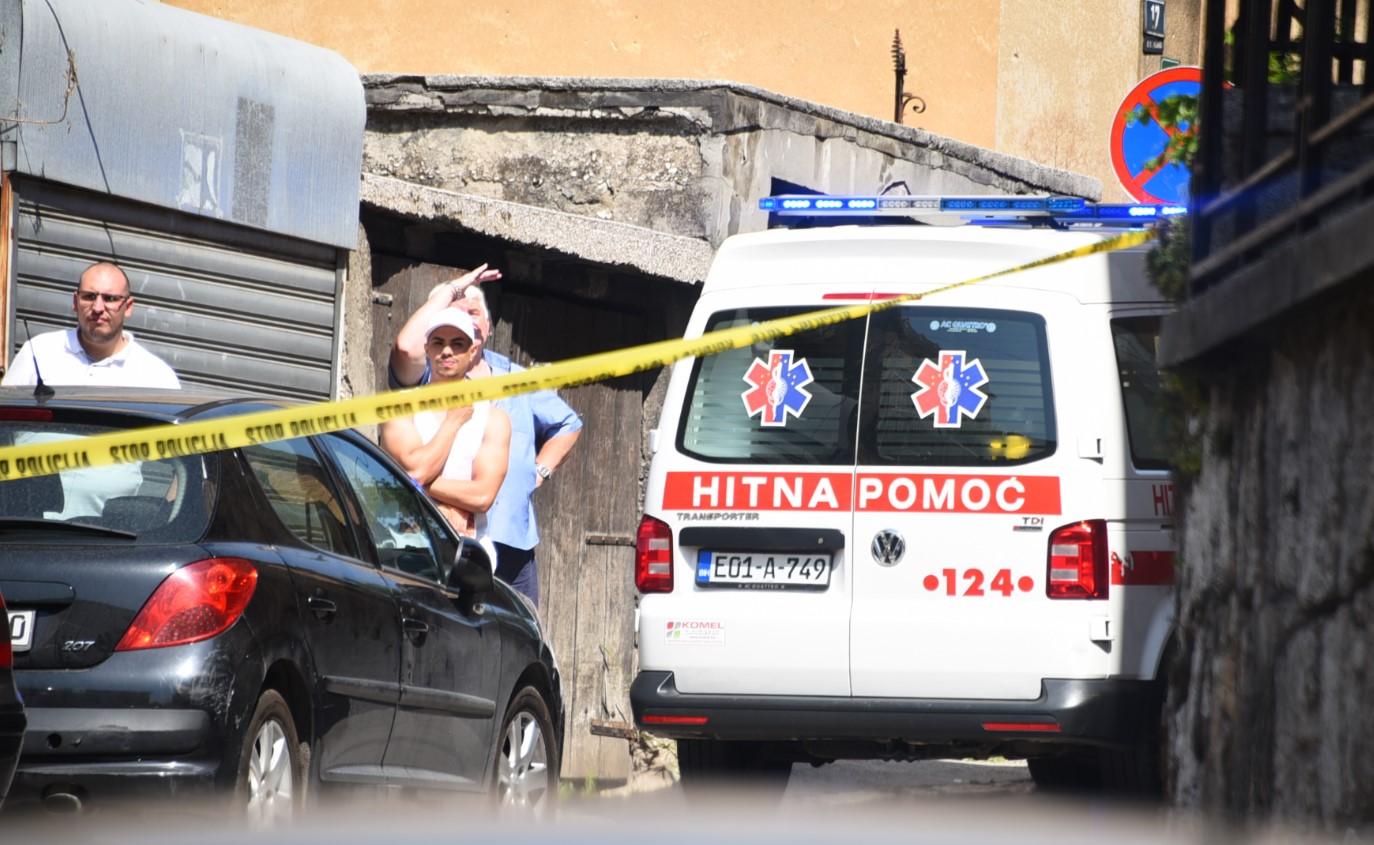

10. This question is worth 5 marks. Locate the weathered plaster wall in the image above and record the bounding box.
[365,111,714,239]
[994,0,1203,203]
[1170,279,1374,828]
[171,0,1214,219]
[167,0,1002,149]
[172,1,1208,218]
[363,76,1101,249]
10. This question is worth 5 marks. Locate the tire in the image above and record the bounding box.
[676,739,792,796]
[493,686,559,817]
[1099,743,1161,797]
[233,690,305,825]
[1099,683,1167,799]
[1027,753,1102,792]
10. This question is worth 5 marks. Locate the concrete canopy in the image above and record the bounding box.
[360,173,715,285]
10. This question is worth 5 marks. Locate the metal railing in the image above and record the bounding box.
[1192,0,1374,291]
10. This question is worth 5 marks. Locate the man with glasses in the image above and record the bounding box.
[2,261,180,388]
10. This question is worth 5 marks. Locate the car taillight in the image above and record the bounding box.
[0,593,10,669]
[1046,520,1108,599]
[116,558,258,651]
[0,408,53,421]
[635,515,674,593]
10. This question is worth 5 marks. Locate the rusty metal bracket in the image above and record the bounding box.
[590,719,639,740]
[585,532,635,546]
[891,29,927,124]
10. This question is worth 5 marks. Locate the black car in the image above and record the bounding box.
[0,587,24,810]
[0,387,562,818]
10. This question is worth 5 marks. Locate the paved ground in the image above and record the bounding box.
[4,759,1355,844]
[784,758,1035,803]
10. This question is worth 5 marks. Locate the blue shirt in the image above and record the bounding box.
[389,350,582,550]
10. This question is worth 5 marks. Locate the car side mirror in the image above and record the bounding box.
[446,537,494,597]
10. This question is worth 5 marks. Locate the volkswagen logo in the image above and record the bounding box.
[871,529,905,566]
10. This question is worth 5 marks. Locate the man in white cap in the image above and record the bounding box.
[381,304,511,545]
[388,264,581,607]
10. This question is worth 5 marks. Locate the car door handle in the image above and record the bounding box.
[306,595,338,620]
[402,617,430,640]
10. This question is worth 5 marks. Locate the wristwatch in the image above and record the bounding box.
[535,463,552,480]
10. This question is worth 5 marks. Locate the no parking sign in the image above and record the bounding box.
[1109,66,1201,205]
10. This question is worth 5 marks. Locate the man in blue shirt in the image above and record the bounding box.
[389,264,582,607]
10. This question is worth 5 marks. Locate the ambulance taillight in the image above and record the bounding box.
[635,515,674,593]
[1046,520,1108,599]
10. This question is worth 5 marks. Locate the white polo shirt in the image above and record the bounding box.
[3,329,179,519]
[2,329,180,389]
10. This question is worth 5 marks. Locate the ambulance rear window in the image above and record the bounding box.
[1111,316,1169,470]
[677,307,863,464]
[858,308,1056,466]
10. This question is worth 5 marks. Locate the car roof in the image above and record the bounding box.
[703,224,1164,305]
[0,386,289,423]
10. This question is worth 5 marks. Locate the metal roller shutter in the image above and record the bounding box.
[7,178,343,400]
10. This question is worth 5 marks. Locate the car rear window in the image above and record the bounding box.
[1111,316,1169,470]
[858,307,1056,466]
[677,307,864,464]
[0,418,214,543]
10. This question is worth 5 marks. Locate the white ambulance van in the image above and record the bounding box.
[631,196,1179,794]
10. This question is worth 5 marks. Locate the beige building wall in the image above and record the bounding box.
[995,0,1202,201]
[995,0,1143,201]
[172,0,1204,201]
[169,1,1002,147]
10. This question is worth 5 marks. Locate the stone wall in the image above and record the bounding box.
[362,76,1101,248]
[1170,277,1374,828]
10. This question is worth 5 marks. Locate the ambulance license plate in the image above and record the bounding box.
[695,550,832,590]
[8,609,34,653]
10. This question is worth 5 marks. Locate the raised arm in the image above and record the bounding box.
[390,264,502,387]
[426,406,511,514]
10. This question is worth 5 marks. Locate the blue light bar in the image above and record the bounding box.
[758,194,1185,226]
[1060,203,1189,220]
[760,194,1087,217]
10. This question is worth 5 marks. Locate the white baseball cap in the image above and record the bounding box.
[425,307,478,341]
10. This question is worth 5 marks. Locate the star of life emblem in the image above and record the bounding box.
[741,349,814,427]
[911,349,989,428]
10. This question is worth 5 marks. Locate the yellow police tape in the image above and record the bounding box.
[0,228,1154,482]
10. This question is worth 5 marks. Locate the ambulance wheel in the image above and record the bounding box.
[1099,682,1167,798]
[1027,753,1102,792]
[676,740,792,795]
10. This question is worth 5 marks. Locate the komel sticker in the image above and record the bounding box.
[742,349,814,427]
[666,620,726,645]
[912,350,989,428]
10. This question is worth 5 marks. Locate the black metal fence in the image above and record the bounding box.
[1192,0,1374,292]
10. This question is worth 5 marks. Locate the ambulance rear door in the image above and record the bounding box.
[647,297,866,696]
[848,298,1096,700]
